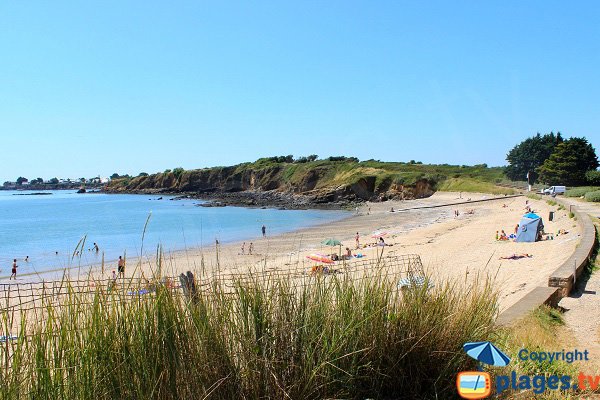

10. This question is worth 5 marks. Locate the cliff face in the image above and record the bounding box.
[106,163,435,206]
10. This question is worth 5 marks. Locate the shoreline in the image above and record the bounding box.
[0,192,583,313]
[0,193,464,281]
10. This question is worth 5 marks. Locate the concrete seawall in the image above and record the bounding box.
[547,199,597,296]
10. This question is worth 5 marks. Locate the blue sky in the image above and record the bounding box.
[0,1,598,181]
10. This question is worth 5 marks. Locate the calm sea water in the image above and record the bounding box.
[0,190,348,277]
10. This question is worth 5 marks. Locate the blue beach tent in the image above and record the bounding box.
[516,212,544,243]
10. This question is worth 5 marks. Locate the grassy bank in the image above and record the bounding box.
[565,187,600,202]
[437,177,516,195]
[108,157,510,198]
[0,269,498,399]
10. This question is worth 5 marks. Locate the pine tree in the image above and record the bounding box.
[537,137,599,186]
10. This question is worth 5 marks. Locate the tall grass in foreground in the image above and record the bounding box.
[0,272,498,399]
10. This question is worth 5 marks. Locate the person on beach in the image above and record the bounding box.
[93,243,99,253]
[379,237,385,246]
[117,256,125,278]
[514,224,519,234]
[262,225,266,237]
[249,242,254,255]
[500,253,532,260]
[24,256,29,262]
[355,232,360,249]
[10,259,17,280]
[241,242,246,255]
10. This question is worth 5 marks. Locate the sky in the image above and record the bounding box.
[0,1,599,181]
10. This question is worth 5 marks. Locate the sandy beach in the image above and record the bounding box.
[81,191,581,312]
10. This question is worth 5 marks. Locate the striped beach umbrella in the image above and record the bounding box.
[397,276,434,289]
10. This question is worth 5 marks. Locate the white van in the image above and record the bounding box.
[541,186,566,196]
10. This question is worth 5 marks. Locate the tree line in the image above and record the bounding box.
[505,132,599,186]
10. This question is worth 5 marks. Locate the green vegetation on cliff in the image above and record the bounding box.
[107,157,512,201]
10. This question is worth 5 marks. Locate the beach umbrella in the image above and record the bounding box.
[463,341,511,367]
[321,238,343,258]
[306,254,334,264]
[321,238,342,246]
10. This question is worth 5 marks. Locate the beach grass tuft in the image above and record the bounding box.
[0,265,498,399]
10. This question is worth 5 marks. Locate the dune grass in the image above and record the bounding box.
[565,187,600,198]
[0,268,499,399]
[436,177,516,195]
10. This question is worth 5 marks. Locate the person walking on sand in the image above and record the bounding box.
[241,242,246,255]
[117,256,125,279]
[261,225,266,237]
[249,242,254,255]
[10,259,18,280]
[355,232,360,249]
[514,224,519,235]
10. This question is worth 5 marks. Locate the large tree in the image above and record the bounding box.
[537,137,599,186]
[505,132,563,183]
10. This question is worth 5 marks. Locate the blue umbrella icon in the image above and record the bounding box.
[463,341,511,367]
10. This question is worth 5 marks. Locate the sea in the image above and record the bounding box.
[0,190,348,278]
